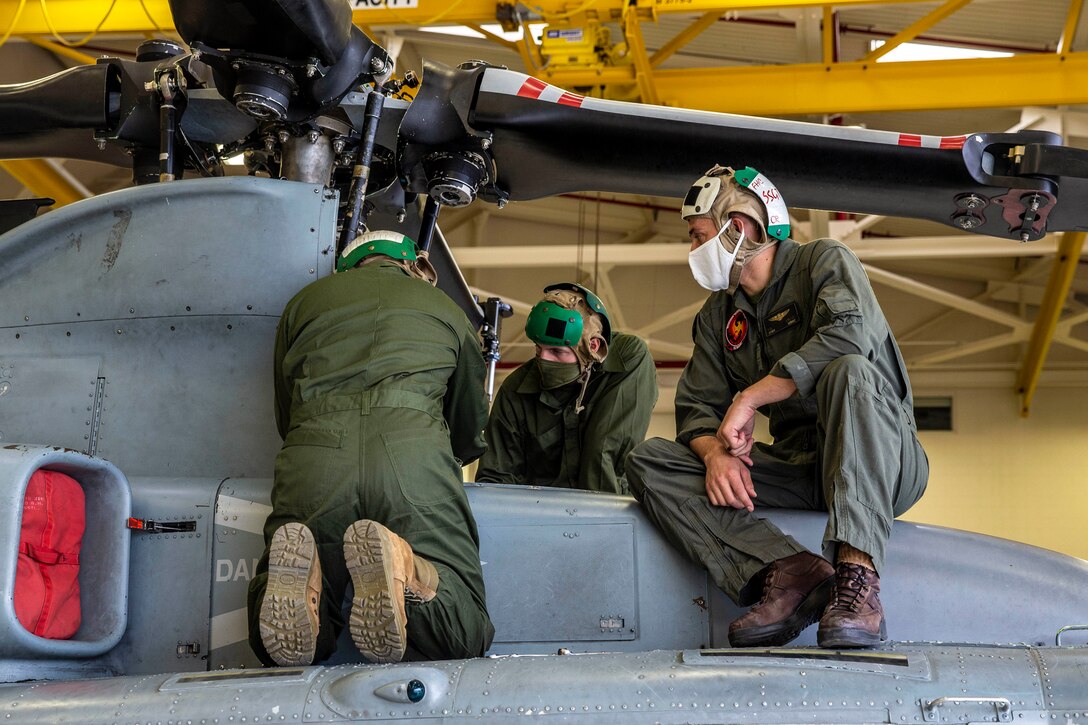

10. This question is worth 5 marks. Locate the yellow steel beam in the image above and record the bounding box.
[649,11,720,68]
[0,0,961,35]
[515,25,546,71]
[1016,231,1088,417]
[22,35,98,64]
[0,159,91,207]
[860,0,973,63]
[821,6,836,65]
[0,0,174,35]
[623,10,659,105]
[348,0,957,27]
[543,51,1088,114]
[1058,0,1085,54]
[467,22,518,51]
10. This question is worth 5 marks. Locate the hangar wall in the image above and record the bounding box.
[906,385,1088,561]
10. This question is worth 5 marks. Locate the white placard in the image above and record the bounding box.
[352,0,420,8]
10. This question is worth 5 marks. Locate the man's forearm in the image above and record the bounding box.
[690,434,728,463]
[735,373,798,409]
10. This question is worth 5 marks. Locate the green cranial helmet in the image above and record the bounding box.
[525,282,613,349]
[546,283,611,339]
[525,299,584,348]
[336,230,418,273]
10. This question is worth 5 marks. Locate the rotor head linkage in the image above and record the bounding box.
[337,90,386,258]
[423,151,489,208]
[232,60,298,121]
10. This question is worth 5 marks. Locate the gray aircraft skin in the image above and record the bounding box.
[2,2,1088,722]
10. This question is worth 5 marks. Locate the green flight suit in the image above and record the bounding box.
[476,332,658,494]
[248,260,494,664]
[627,238,928,605]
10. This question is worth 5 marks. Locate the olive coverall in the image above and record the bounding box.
[248,260,494,664]
[476,332,657,494]
[627,238,928,606]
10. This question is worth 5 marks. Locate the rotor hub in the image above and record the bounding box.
[423,151,489,207]
[232,62,297,121]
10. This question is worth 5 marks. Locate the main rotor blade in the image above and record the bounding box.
[0,65,115,137]
[471,69,1081,241]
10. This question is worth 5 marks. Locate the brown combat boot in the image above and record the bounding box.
[817,562,887,648]
[343,520,439,664]
[729,551,835,647]
[259,522,322,666]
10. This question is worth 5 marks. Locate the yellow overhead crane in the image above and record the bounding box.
[3,0,1088,114]
[350,0,1088,114]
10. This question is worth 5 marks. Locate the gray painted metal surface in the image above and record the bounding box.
[0,176,337,478]
[209,477,274,670]
[1,175,1087,723]
[106,477,219,676]
[2,644,1085,724]
[469,484,711,654]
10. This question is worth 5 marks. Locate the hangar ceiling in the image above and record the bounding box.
[1,0,1087,416]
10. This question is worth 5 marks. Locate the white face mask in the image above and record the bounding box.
[688,223,744,292]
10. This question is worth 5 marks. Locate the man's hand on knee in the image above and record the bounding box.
[691,436,756,511]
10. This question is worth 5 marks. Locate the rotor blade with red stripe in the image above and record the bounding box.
[469,68,1078,241]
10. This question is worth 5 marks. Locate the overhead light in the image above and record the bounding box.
[418,23,546,43]
[870,40,1013,63]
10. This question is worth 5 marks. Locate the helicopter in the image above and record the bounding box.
[0,0,1087,722]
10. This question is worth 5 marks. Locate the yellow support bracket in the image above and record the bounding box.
[861,0,973,63]
[0,159,91,208]
[0,0,175,35]
[623,10,659,105]
[22,35,98,64]
[649,11,720,69]
[1058,0,1084,54]
[466,23,518,51]
[347,0,959,28]
[0,0,964,37]
[1017,231,1088,417]
[543,52,1088,115]
[822,7,836,65]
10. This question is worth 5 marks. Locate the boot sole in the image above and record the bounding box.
[818,619,888,649]
[344,521,407,664]
[729,575,835,648]
[259,522,319,666]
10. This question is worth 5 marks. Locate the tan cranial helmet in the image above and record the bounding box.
[681,165,792,244]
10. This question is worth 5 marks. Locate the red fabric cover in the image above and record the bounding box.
[15,469,85,639]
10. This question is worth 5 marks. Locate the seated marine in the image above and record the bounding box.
[627,165,928,648]
[476,282,657,494]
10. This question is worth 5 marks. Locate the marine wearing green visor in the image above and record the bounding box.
[476,282,656,495]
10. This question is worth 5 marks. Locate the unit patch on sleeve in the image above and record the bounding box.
[764,303,800,337]
[724,309,748,351]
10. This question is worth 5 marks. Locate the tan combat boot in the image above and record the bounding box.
[728,551,835,647]
[343,520,439,664]
[817,562,887,648]
[259,522,322,666]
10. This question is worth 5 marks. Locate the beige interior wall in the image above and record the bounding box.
[905,385,1088,561]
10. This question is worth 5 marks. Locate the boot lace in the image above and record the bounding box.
[752,563,780,608]
[827,562,871,614]
[404,586,426,606]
